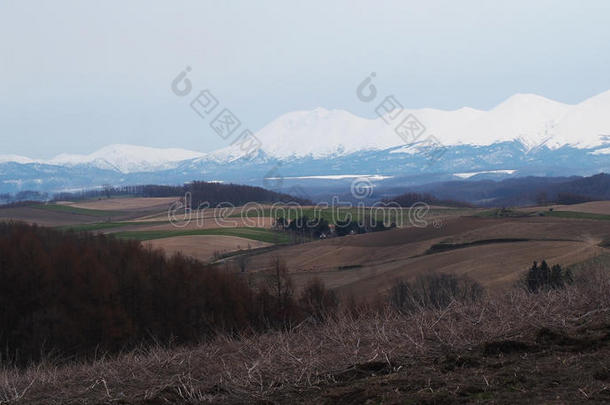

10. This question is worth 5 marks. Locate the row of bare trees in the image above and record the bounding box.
[0,222,334,366]
[2,222,572,367]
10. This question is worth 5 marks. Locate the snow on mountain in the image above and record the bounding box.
[453,169,517,179]
[553,90,610,148]
[249,108,396,159]
[210,90,610,160]
[450,93,571,148]
[0,155,35,164]
[3,90,610,171]
[46,144,206,173]
[590,147,610,155]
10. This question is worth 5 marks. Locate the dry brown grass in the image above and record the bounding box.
[145,235,271,263]
[521,200,610,215]
[0,206,97,227]
[1,267,608,404]
[62,197,179,211]
[244,216,610,295]
[554,200,610,215]
[125,216,275,232]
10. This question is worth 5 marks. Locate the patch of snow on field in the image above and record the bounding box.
[453,170,517,179]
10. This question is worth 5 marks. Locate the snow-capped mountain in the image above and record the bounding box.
[2,90,610,195]
[209,90,610,161]
[0,155,35,164]
[38,145,205,174]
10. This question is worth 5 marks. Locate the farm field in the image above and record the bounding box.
[241,215,610,295]
[1,197,610,292]
[121,215,276,231]
[145,235,272,262]
[58,196,179,211]
[230,204,479,227]
[113,227,292,244]
[519,200,610,215]
[0,198,289,260]
[0,199,174,225]
[0,204,129,226]
[0,205,96,227]
[550,200,610,215]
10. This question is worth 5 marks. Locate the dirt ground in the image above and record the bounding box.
[121,216,275,232]
[0,206,99,226]
[59,197,179,211]
[145,235,271,262]
[554,200,610,215]
[280,316,610,405]
[241,216,610,295]
[4,198,610,297]
[130,204,282,224]
[521,201,610,215]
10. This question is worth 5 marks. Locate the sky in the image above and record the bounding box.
[1,0,610,159]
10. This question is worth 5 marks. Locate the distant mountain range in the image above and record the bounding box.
[0,145,205,174]
[2,90,610,195]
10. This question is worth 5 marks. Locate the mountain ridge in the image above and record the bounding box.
[2,90,610,194]
[5,89,610,169]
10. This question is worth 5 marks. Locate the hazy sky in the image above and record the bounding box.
[1,0,610,158]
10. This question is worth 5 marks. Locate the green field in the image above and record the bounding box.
[113,227,292,244]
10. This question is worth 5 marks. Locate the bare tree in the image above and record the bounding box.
[236,254,250,273]
[267,257,294,313]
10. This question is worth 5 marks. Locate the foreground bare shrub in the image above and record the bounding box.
[299,278,338,321]
[389,273,483,312]
[1,266,607,404]
[0,223,308,366]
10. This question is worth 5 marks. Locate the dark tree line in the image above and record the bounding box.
[536,192,597,205]
[187,181,311,207]
[275,215,391,240]
[551,173,610,199]
[0,190,50,205]
[0,222,331,366]
[384,192,472,208]
[335,217,391,236]
[389,173,610,207]
[276,216,331,239]
[48,181,311,206]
